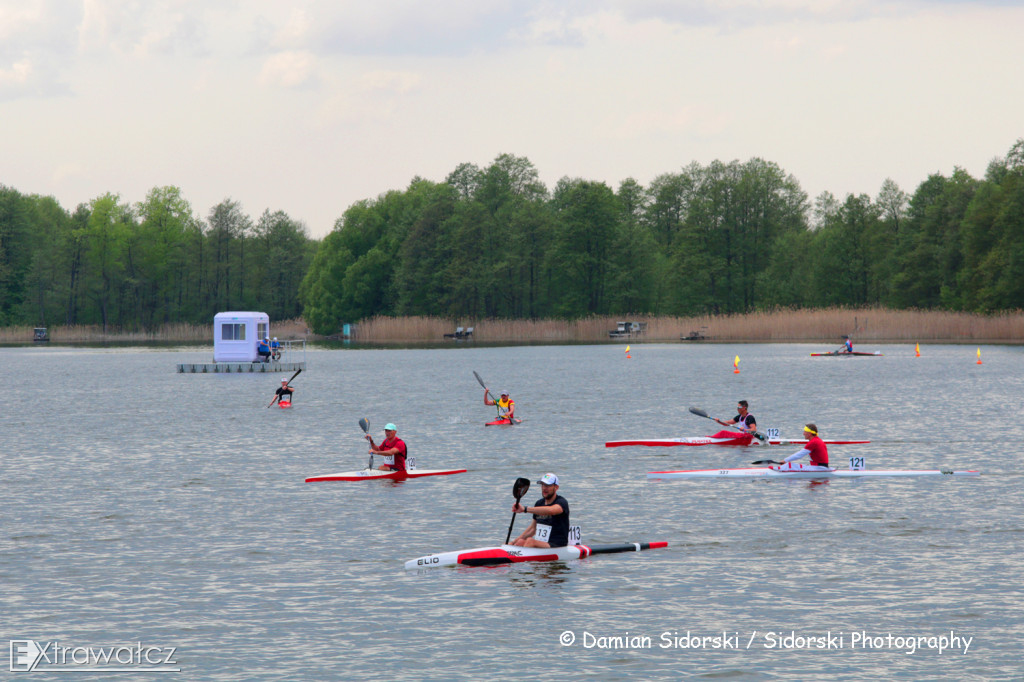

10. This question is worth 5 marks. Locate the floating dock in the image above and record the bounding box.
[177,361,305,373]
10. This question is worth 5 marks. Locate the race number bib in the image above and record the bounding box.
[380,455,394,465]
[567,525,581,546]
[764,428,779,439]
[533,524,552,543]
[849,456,866,471]
[406,456,416,471]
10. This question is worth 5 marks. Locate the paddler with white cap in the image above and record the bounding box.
[511,473,569,548]
[366,422,408,472]
[773,423,830,471]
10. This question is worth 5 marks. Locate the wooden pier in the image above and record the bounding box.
[177,361,305,374]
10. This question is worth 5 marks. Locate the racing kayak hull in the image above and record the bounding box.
[279,401,291,409]
[648,468,979,480]
[810,351,883,357]
[405,541,668,570]
[606,436,870,447]
[305,468,467,482]
[485,418,522,426]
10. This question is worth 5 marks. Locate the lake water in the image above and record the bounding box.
[2,342,1021,680]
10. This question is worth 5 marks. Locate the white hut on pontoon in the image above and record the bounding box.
[213,311,270,362]
[177,312,306,373]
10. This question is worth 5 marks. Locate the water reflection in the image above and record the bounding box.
[451,560,575,587]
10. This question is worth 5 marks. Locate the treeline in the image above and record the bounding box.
[3,142,1022,335]
[0,186,316,329]
[298,142,1024,334]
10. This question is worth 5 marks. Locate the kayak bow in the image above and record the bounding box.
[405,541,668,570]
[485,418,522,426]
[305,467,467,482]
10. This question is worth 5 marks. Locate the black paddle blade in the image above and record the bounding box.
[358,417,370,433]
[751,459,782,465]
[688,407,710,418]
[513,477,530,500]
[289,368,302,384]
[473,371,487,389]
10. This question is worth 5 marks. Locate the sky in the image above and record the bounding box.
[2,1,1022,239]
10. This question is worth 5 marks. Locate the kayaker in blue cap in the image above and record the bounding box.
[366,423,407,472]
[484,388,516,422]
[511,473,569,548]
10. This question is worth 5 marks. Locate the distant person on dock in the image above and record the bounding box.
[484,389,516,421]
[774,424,830,471]
[271,337,281,361]
[258,338,271,362]
[715,400,757,434]
[366,423,407,472]
[512,473,569,548]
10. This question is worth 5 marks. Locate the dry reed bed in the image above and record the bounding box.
[352,309,1024,343]
[2,309,1020,343]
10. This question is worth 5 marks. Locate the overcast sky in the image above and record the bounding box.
[2,1,1021,238]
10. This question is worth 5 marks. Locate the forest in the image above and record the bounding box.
[1,140,1022,335]
[0,187,315,329]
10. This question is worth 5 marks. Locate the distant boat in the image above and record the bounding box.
[33,327,49,343]
[810,350,882,357]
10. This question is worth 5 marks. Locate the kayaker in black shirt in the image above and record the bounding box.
[274,378,294,405]
[512,473,569,548]
[715,400,757,434]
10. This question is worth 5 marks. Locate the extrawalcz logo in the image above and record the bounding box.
[10,639,180,673]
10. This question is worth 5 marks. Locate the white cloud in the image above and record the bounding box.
[0,58,32,86]
[259,50,319,89]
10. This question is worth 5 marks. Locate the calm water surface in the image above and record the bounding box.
[2,343,1022,680]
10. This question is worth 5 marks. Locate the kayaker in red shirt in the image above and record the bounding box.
[484,389,515,421]
[775,423,829,470]
[366,423,407,472]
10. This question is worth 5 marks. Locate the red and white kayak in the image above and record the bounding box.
[606,433,870,448]
[810,351,883,357]
[279,401,292,409]
[486,418,522,426]
[648,466,979,480]
[305,467,467,482]
[405,541,668,570]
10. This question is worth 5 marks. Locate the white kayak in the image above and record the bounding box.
[306,467,466,482]
[648,466,980,480]
[405,541,668,570]
[606,436,870,447]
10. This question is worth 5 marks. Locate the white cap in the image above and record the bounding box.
[537,473,559,486]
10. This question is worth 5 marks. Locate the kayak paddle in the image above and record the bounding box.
[505,477,531,544]
[267,368,302,408]
[688,406,766,443]
[751,459,783,465]
[474,370,514,424]
[359,417,373,469]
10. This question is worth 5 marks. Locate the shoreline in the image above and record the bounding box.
[2,308,1021,345]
